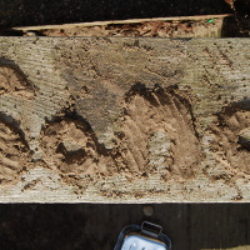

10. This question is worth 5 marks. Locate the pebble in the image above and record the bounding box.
[61,139,83,154]
[239,128,250,150]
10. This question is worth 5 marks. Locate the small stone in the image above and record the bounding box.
[97,128,117,150]
[24,31,37,37]
[32,151,44,162]
[60,140,84,154]
[148,131,172,167]
[148,131,171,156]
[239,129,250,150]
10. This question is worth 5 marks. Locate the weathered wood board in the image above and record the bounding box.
[12,14,230,39]
[0,37,249,203]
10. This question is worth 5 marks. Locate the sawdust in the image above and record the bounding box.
[0,50,248,196]
[0,65,35,98]
[209,104,250,178]
[38,86,201,190]
[0,82,248,196]
[116,85,201,178]
[0,121,31,184]
[41,118,111,177]
[37,86,249,193]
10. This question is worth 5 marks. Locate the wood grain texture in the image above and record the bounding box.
[12,15,232,31]
[0,37,249,203]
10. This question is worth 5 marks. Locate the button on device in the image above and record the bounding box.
[121,235,166,250]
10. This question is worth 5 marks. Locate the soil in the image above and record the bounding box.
[36,85,201,190]
[0,36,249,200]
[37,88,250,194]
[0,66,35,98]
[0,72,249,197]
[206,107,250,182]
[38,86,202,190]
[0,120,31,185]
[0,64,36,185]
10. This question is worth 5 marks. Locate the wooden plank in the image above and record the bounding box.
[11,14,233,39]
[12,14,232,31]
[0,37,249,203]
[0,204,250,249]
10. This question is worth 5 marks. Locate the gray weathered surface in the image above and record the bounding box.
[0,37,249,203]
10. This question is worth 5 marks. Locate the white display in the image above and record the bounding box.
[121,235,167,250]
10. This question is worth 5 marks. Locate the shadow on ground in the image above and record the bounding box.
[0,204,249,250]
